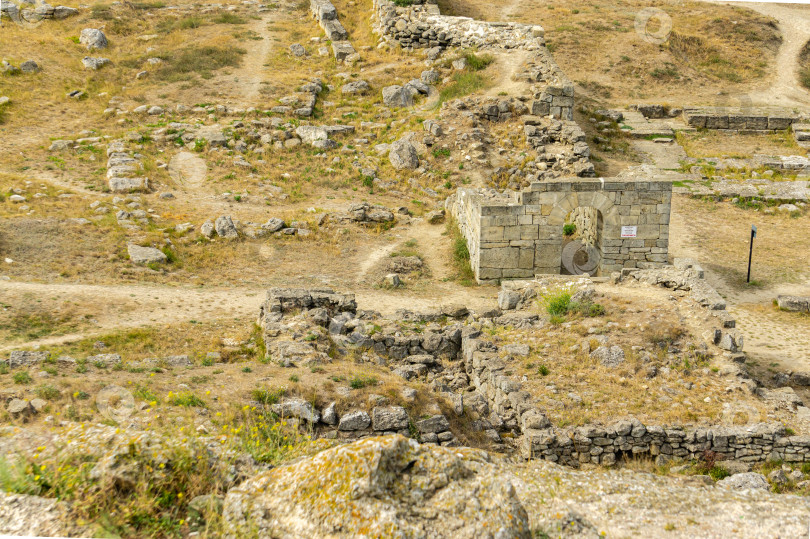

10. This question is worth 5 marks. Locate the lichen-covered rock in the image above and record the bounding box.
[590,345,625,367]
[382,85,413,108]
[79,28,108,50]
[214,215,239,239]
[718,472,770,491]
[222,435,530,538]
[389,138,419,170]
[0,492,81,537]
[271,397,320,423]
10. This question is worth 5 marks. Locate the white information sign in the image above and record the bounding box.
[621,226,638,238]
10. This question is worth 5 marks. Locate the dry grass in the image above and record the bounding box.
[672,195,810,288]
[676,130,805,160]
[440,0,780,106]
[481,289,774,428]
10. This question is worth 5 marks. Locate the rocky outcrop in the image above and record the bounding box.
[0,493,81,537]
[222,435,531,538]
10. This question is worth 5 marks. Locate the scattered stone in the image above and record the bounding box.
[371,406,409,431]
[19,60,40,73]
[7,399,32,417]
[389,138,419,170]
[82,57,110,70]
[289,43,306,57]
[777,295,810,313]
[718,472,770,491]
[382,85,414,108]
[127,244,167,265]
[341,80,370,95]
[80,28,108,50]
[590,345,625,367]
[214,216,239,239]
[271,398,320,423]
[426,210,445,224]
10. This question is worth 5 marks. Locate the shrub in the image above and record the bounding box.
[464,52,494,71]
[537,364,550,376]
[544,290,572,316]
[213,13,246,24]
[349,375,378,389]
[35,384,61,400]
[252,386,285,405]
[13,372,32,385]
[289,375,299,383]
[563,223,577,236]
[708,465,730,481]
[132,384,158,402]
[167,392,206,407]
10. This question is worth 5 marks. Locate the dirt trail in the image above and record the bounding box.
[701,1,810,109]
[0,263,496,353]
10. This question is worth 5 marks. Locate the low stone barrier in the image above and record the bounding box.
[683,107,799,131]
[310,0,357,62]
[372,0,543,51]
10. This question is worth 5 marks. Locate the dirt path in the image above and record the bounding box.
[0,261,496,353]
[700,1,810,109]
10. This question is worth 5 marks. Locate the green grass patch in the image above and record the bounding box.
[154,46,246,82]
[446,217,476,286]
[437,72,488,108]
[349,374,378,390]
[252,385,286,405]
[13,371,32,385]
[167,392,206,407]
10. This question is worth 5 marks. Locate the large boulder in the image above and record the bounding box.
[341,80,370,95]
[215,216,239,239]
[295,125,329,145]
[222,435,530,538]
[389,139,419,170]
[382,85,413,108]
[127,244,167,265]
[79,28,108,50]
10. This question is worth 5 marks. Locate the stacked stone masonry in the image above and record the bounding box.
[310,0,357,62]
[372,0,576,121]
[683,107,800,131]
[373,0,544,51]
[0,1,78,21]
[448,178,673,283]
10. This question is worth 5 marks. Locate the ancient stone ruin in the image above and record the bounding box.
[448,177,673,283]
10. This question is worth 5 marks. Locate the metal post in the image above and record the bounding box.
[747,225,756,283]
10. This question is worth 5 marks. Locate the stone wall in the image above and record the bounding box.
[0,1,78,21]
[683,107,799,131]
[310,0,357,62]
[447,178,673,283]
[372,0,575,122]
[372,0,544,51]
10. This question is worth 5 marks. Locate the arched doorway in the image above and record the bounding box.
[560,206,604,276]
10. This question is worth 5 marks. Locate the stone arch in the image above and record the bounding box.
[548,191,618,276]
